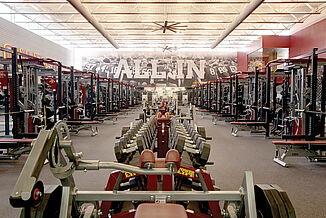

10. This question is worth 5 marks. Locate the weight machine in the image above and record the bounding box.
[9,119,296,218]
[272,48,326,166]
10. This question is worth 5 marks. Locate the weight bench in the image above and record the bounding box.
[65,120,100,136]
[119,109,130,117]
[0,138,34,159]
[230,121,266,137]
[94,113,118,124]
[273,140,326,167]
[211,114,236,124]
[198,109,211,118]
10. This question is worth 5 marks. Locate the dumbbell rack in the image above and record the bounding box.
[170,118,211,168]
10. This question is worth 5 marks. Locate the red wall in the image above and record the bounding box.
[290,18,326,58]
[262,35,290,48]
[237,52,248,72]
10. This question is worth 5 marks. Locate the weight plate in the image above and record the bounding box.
[269,185,288,218]
[271,184,296,218]
[254,184,280,218]
[199,142,210,166]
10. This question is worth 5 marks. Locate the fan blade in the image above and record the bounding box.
[167,22,181,27]
[151,27,163,32]
[167,28,177,33]
[164,21,168,27]
[153,22,164,28]
[172,25,188,28]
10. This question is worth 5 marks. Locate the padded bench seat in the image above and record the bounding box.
[212,114,236,117]
[120,109,129,112]
[0,138,33,149]
[273,140,326,167]
[273,141,326,145]
[135,203,187,218]
[95,113,118,117]
[65,121,101,125]
[0,138,33,143]
[200,109,209,112]
[230,121,265,126]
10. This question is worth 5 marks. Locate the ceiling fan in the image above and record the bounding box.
[152,21,187,33]
[161,45,177,52]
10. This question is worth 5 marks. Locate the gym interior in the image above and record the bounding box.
[0,1,326,217]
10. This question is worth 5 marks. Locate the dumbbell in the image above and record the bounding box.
[115,121,153,163]
[114,136,139,163]
[173,135,210,167]
[197,126,212,140]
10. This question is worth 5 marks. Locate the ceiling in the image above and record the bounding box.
[0,0,326,51]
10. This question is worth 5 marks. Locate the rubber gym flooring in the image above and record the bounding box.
[0,108,325,217]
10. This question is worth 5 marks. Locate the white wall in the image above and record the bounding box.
[0,17,72,65]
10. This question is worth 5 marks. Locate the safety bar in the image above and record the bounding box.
[76,160,174,175]
[75,190,242,202]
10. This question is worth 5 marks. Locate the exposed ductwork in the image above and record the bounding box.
[211,0,264,49]
[67,0,119,49]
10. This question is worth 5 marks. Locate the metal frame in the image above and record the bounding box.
[10,121,259,218]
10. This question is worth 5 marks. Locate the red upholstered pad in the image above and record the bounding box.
[0,138,33,143]
[200,110,209,112]
[135,203,187,218]
[212,114,222,117]
[154,158,166,168]
[66,121,101,125]
[140,150,155,168]
[165,149,180,168]
[272,141,326,145]
[96,114,118,116]
[120,109,129,112]
[106,114,118,116]
[129,107,137,109]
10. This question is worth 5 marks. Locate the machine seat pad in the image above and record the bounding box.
[165,149,180,168]
[200,110,209,112]
[66,121,101,125]
[129,107,137,109]
[272,141,326,145]
[212,114,222,117]
[135,203,187,218]
[153,150,180,168]
[154,158,166,168]
[120,109,129,112]
[140,150,155,168]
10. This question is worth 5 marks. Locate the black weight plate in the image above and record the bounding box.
[254,184,280,218]
[269,186,288,218]
[271,184,296,218]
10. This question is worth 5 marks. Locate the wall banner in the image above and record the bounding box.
[82,51,237,87]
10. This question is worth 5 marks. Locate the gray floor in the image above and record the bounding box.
[1,109,326,217]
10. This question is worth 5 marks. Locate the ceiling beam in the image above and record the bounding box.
[41,34,262,37]
[0,12,320,15]
[13,21,304,24]
[211,0,264,49]
[66,0,119,49]
[28,28,285,31]
[1,1,325,4]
